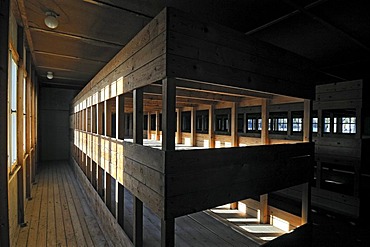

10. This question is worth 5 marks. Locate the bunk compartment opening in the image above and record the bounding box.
[70,7,322,246]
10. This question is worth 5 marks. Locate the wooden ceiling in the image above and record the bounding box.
[15,0,370,90]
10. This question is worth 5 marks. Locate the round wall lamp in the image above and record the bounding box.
[47,71,53,80]
[44,11,59,29]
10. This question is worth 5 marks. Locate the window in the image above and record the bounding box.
[342,117,356,134]
[324,117,330,133]
[215,108,231,134]
[292,112,303,133]
[9,54,18,168]
[246,114,260,132]
[322,110,356,134]
[181,111,191,132]
[312,117,318,133]
[270,113,288,132]
[196,110,209,133]
[258,118,262,130]
[292,118,302,132]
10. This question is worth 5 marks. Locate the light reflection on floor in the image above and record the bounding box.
[209,204,288,244]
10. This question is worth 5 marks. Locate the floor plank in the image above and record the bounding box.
[15,161,118,247]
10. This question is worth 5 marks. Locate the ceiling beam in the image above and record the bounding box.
[245,0,329,35]
[83,0,154,19]
[29,26,124,48]
[34,50,106,64]
[144,85,243,102]
[175,79,274,99]
[282,0,370,53]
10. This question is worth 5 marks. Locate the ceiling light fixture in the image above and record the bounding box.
[44,11,59,29]
[47,71,53,80]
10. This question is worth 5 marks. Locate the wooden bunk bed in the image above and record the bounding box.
[70,7,321,246]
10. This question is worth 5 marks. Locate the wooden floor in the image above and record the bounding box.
[15,161,118,247]
[15,161,259,246]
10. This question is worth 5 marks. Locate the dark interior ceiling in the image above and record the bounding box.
[16,0,370,90]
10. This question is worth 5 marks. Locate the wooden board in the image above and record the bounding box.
[164,143,314,218]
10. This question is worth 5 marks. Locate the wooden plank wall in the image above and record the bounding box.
[313,80,363,165]
[164,142,314,219]
[73,131,166,218]
[166,7,317,100]
[72,8,167,106]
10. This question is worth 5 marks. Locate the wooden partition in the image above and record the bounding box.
[70,7,319,246]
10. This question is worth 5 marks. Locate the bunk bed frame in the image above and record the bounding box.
[70,7,319,246]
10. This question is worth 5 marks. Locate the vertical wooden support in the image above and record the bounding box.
[231,102,238,147]
[117,182,125,228]
[230,103,239,209]
[287,110,292,136]
[261,99,270,145]
[17,25,25,225]
[25,50,31,199]
[260,99,270,223]
[97,166,104,199]
[117,95,125,139]
[209,104,215,148]
[0,0,10,245]
[303,99,312,142]
[161,78,176,246]
[176,108,182,144]
[260,194,269,224]
[155,111,160,141]
[105,173,112,214]
[301,182,311,225]
[190,107,196,146]
[147,111,152,140]
[133,88,143,247]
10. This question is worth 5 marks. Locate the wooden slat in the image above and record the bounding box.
[123,142,164,173]
[165,143,313,218]
[53,164,67,246]
[57,164,77,246]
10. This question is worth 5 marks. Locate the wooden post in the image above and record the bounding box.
[301,182,311,225]
[231,102,238,147]
[17,25,25,225]
[316,109,323,188]
[303,99,312,142]
[176,108,182,144]
[133,88,143,247]
[260,99,269,223]
[190,107,196,146]
[161,218,175,247]
[161,78,176,246]
[25,50,31,199]
[147,111,151,140]
[287,110,292,136]
[260,194,269,224]
[261,99,270,145]
[105,173,112,214]
[155,111,160,141]
[117,182,125,228]
[209,105,215,148]
[0,0,10,245]
[230,103,238,209]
